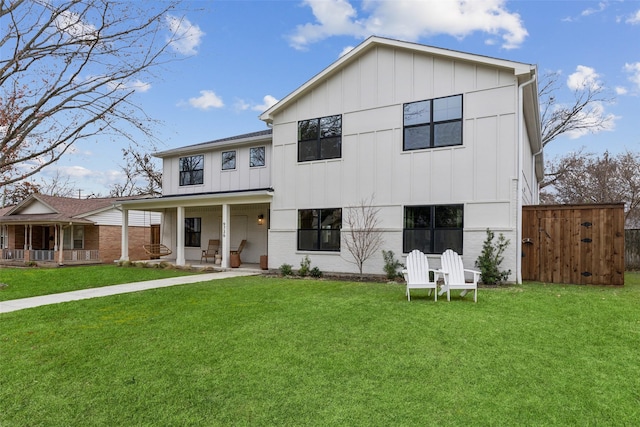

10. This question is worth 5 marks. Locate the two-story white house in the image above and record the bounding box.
[119,36,543,282]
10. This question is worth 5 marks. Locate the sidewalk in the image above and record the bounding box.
[0,270,258,314]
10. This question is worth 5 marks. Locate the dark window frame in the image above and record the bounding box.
[403,204,464,254]
[403,94,463,151]
[179,155,204,186]
[298,114,342,162]
[297,208,342,251]
[250,146,266,167]
[184,217,201,248]
[221,150,236,170]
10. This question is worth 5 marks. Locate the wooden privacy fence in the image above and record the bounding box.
[522,204,625,286]
[626,229,640,270]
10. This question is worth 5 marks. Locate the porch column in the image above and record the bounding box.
[176,206,185,266]
[58,225,64,264]
[23,225,28,250]
[221,203,230,268]
[120,208,129,261]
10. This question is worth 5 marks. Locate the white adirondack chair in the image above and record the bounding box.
[439,249,480,302]
[403,250,439,301]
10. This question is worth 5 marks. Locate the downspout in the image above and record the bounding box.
[517,72,537,284]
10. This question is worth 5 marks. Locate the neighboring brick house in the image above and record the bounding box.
[0,194,159,265]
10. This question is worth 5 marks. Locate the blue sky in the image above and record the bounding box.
[48,0,640,195]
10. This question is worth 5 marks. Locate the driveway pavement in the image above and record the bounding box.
[0,270,258,314]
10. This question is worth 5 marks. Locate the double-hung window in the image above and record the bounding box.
[298,115,342,162]
[179,155,204,186]
[63,226,84,250]
[222,151,236,170]
[185,217,201,247]
[297,208,342,251]
[403,205,463,254]
[403,94,462,150]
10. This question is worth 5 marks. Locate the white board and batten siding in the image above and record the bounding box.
[267,43,534,276]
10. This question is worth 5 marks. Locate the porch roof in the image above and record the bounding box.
[116,188,274,211]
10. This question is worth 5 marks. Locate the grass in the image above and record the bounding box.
[1,272,639,425]
[0,264,199,301]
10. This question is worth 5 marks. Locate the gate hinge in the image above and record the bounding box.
[581,238,592,243]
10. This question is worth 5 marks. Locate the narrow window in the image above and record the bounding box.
[179,155,204,186]
[185,218,201,247]
[297,208,342,251]
[298,115,342,162]
[222,151,236,170]
[250,146,265,167]
[403,205,463,254]
[403,95,462,150]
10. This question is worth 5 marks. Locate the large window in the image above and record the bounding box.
[63,226,84,250]
[179,155,204,186]
[250,146,265,167]
[404,95,462,150]
[298,208,342,251]
[403,205,463,254]
[298,114,342,162]
[185,218,201,247]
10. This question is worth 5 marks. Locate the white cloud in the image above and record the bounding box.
[289,0,528,50]
[186,90,224,110]
[252,95,279,112]
[108,79,151,93]
[626,10,640,24]
[581,2,607,17]
[165,15,205,55]
[566,65,602,91]
[623,62,640,90]
[54,10,98,43]
[339,45,355,57]
[615,86,628,95]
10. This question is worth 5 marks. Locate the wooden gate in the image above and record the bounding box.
[522,204,625,286]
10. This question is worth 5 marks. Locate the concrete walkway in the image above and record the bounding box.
[0,270,259,314]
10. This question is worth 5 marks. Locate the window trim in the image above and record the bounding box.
[403,204,464,254]
[403,94,463,151]
[298,114,342,162]
[249,146,266,168]
[297,208,342,252]
[184,217,202,248]
[221,150,236,171]
[179,154,204,186]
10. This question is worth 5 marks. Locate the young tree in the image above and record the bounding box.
[541,150,640,227]
[0,0,189,187]
[342,195,384,277]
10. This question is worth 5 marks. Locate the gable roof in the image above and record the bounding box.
[260,35,537,124]
[0,194,131,224]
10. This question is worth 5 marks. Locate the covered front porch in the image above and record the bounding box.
[118,190,272,269]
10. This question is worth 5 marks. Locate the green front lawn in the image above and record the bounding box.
[1,273,639,425]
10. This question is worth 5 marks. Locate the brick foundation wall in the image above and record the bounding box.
[99,225,151,263]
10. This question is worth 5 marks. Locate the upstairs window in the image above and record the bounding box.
[404,95,462,150]
[297,208,342,251]
[222,151,236,170]
[403,205,463,254]
[179,155,204,186]
[250,146,265,167]
[298,115,342,162]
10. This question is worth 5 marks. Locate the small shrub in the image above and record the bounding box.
[475,228,511,285]
[309,266,323,278]
[299,255,311,277]
[280,263,293,276]
[382,250,404,280]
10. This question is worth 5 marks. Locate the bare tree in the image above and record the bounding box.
[541,150,640,227]
[0,0,186,187]
[539,70,615,147]
[109,145,162,197]
[343,195,384,277]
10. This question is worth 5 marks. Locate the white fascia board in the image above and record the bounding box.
[154,133,272,159]
[116,189,274,211]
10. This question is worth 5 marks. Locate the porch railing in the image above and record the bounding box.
[31,250,55,261]
[63,250,100,262]
[1,248,24,261]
